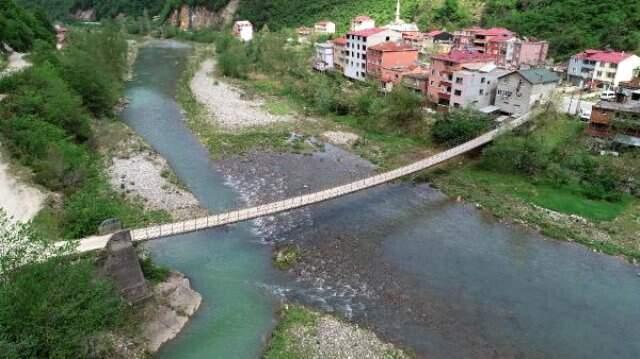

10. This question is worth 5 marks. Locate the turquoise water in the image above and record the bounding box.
[120,41,282,358]
[121,41,640,358]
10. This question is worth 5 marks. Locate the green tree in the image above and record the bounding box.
[432,109,491,146]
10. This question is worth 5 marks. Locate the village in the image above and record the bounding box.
[229,0,640,148]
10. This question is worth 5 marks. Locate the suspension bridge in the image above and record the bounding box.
[77,113,531,252]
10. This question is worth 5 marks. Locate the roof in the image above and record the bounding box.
[348,27,387,37]
[500,68,560,84]
[369,42,417,52]
[462,63,497,72]
[234,20,252,25]
[574,49,632,64]
[431,49,496,64]
[333,37,347,46]
[477,27,513,37]
[315,20,335,25]
[620,77,640,90]
[404,71,429,80]
[613,134,640,147]
[594,100,640,114]
[425,30,444,37]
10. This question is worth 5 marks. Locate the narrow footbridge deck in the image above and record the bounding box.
[78,114,530,252]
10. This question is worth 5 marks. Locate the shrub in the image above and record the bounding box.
[432,109,492,146]
[481,135,549,176]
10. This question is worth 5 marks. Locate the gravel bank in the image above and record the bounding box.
[108,153,206,220]
[190,59,293,130]
[321,131,361,147]
[0,52,30,79]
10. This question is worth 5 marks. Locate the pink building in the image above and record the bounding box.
[367,42,419,89]
[486,37,549,69]
[427,50,496,106]
[453,27,514,53]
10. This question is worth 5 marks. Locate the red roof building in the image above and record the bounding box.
[367,42,419,87]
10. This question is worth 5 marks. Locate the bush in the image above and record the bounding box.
[481,135,549,176]
[0,211,127,358]
[432,109,492,146]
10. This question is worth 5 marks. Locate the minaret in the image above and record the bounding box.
[395,0,401,22]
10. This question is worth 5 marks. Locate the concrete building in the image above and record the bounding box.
[486,37,549,69]
[233,21,253,42]
[568,49,640,88]
[344,28,402,81]
[427,49,496,106]
[588,100,640,146]
[351,15,376,32]
[422,30,453,54]
[313,42,335,71]
[495,68,561,115]
[453,27,513,53]
[367,42,419,90]
[450,63,509,110]
[333,37,348,71]
[402,68,430,97]
[315,20,336,34]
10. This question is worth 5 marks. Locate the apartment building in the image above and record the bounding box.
[344,28,402,81]
[495,68,560,115]
[367,42,419,89]
[568,49,640,88]
[450,63,509,110]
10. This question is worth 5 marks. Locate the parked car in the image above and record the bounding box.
[600,90,616,101]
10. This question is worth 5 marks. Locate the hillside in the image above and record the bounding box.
[17,0,166,20]
[0,0,53,52]
[483,0,640,59]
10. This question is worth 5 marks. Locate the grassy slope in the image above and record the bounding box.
[431,117,640,260]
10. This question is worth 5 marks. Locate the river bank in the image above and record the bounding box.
[177,45,640,358]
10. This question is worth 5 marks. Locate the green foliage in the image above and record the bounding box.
[237,0,425,32]
[61,180,170,239]
[432,0,472,29]
[0,211,127,358]
[431,109,492,146]
[0,0,54,52]
[0,64,92,141]
[140,256,171,283]
[216,36,250,78]
[483,0,640,59]
[264,305,318,359]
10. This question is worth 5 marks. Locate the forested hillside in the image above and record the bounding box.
[483,0,640,59]
[17,0,166,20]
[0,0,53,52]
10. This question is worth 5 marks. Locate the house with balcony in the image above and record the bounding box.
[568,49,640,88]
[426,50,496,106]
[333,37,348,70]
[453,27,513,53]
[402,68,430,96]
[588,100,640,147]
[350,15,376,32]
[314,21,336,34]
[313,42,335,72]
[367,42,419,90]
[486,37,549,69]
[495,68,560,115]
[450,63,509,110]
[422,30,453,55]
[344,28,402,81]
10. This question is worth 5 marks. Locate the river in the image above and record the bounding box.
[121,41,640,359]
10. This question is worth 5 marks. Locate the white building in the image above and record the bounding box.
[344,28,402,81]
[384,0,419,33]
[313,42,334,71]
[568,49,640,88]
[233,21,253,42]
[314,21,336,34]
[450,63,509,110]
[350,15,375,32]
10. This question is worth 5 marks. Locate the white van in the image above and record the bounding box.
[600,90,616,101]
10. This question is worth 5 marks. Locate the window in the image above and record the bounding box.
[597,71,603,77]
[607,72,615,79]
[610,63,618,69]
[454,90,462,96]
[386,36,390,41]
[479,89,484,95]
[453,103,461,108]
[481,77,486,84]
[455,77,463,84]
